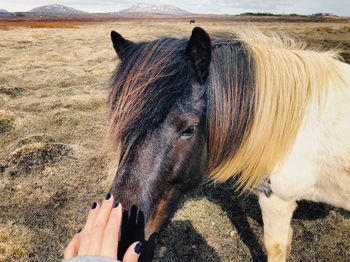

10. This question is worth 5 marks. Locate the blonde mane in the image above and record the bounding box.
[209,29,345,190]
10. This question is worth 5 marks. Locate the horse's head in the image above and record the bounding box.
[108,28,212,238]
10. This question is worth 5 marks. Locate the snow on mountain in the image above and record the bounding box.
[0,9,11,16]
[30,4,85,14]
[119,4,190,15]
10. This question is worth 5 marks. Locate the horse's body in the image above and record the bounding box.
[260,61,350,261]
[271,62,350,208]
[105,27,350,261]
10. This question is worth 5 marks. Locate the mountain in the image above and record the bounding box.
[0,9,11,16]
[30,4,85,14]
[119,4,190,15]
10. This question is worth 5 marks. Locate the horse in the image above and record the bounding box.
[190,19,196,24]
[104,27,350,261]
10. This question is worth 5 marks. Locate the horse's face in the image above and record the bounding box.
[112,87,207,236]
[108,28,212,238]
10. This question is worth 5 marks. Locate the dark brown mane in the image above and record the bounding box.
[206,39,255,174]
[107,38,194,158]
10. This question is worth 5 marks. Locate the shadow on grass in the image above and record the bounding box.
[158,179,335,262]
[200,181,267,262]
[154,220,221,262]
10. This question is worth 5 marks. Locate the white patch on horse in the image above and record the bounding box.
[270,61,350,211]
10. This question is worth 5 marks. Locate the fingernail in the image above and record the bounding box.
[105,193,111,200]
[134,242,142,254]
[114,201,119,208]
[91,202,97,209]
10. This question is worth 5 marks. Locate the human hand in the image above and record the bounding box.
[64,193,141,261]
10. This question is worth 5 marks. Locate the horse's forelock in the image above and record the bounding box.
[106,37,194,157]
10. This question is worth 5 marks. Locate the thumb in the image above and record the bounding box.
[122,242,142,262]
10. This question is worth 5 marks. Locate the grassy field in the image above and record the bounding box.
[0,18,349,261]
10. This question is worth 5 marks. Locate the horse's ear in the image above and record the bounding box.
[186,27,212,83]
[111,31,134,60]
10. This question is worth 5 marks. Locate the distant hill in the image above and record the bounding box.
[30,4,85,14]
[0,9,11,16]
[119,4,190,16]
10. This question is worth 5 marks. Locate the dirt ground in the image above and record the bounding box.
[0,18,349,261]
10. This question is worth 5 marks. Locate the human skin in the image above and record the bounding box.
[64,193,141,261]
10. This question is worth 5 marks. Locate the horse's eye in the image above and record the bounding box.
[180,124,198,139]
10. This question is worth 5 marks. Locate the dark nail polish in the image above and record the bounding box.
[114,201,119,208]
[134,242,142,254]
[105,193,111,200]
[91,202,97,209]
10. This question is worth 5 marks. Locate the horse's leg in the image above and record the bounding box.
[259,193,297,262]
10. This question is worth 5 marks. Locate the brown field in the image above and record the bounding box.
[0,20,87,29]
[0,17,349,262]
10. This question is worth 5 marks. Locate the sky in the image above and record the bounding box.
[1,0,349,16]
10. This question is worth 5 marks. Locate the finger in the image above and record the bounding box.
[87,193,114,255]
[100,201,122,259]
[64,233,80,259]
[118,209,130,259]
[77,202,100,256]
[122,242,142,262]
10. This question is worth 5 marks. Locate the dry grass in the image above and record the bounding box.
[0,222,39,261]
[0,110,15,133]
[0,17,349,262]
[3,143,72,176]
